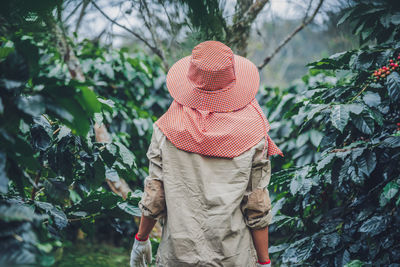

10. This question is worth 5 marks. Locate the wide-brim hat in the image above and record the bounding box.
[166,41,260,112]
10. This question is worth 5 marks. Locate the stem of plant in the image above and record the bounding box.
[68,212,101,222]
[30,171,42,201]
[349,83,370,103]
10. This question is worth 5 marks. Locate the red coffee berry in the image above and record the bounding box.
[390,59,394,63]
[386,71,391,75]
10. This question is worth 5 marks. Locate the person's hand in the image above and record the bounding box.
[130,234,152,267]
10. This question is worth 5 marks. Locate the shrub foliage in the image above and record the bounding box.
[266,1,400,266]
[0,1,168,265]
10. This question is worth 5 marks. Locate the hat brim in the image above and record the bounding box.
[166,54,260,112]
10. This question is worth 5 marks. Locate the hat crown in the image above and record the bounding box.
[187,41,236,91]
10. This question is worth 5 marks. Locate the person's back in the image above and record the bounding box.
[142,124,272,266]
[130,41,282,267]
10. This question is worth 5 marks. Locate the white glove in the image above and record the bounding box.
[130,236,152,267]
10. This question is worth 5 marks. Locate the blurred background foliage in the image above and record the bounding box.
[0,0,399,266]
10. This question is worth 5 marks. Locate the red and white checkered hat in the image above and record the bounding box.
[156,41,283,158]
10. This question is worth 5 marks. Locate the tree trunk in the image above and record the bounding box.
[227,0,270,56]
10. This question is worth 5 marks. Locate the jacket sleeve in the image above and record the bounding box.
[138,124,166,220]
[240,139,272,229]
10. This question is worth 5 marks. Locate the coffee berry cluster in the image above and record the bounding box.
[371,53,400,83]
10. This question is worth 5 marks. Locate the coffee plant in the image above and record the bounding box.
[266,1,400,266]
[0,1,169,265]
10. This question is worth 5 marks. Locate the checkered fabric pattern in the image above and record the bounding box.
[156,99,283,158]
[166,41,260,112]
[188,41,236,91]
[157,40,283,158]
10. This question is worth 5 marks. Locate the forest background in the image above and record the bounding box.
[1,0,399,266]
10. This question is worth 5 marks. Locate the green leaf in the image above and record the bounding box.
[38,253,55,266]
[369,109,384,126]
[105,167,119,182]
[317,153,335,171]
[296,132,309,147]
[17,95,45,116]
[0,46,14,60]
[290,176,302,196]
[306,104,328,120]
[56,126,71,141]
[348,165,362,184]
[331,105,349,132]
[44,179,69,205]
[337,8,353,26]
[0,151,8,194]
[75,86,101,114]
[362,92,381,108]
[309,130,323,147]
[351,51,373,70]
[53,97,91,136]
[391,13,400,25]
[386,72,400,102]
[101,144,118,167]
[357,151,376,176]
[380,136,400,148]
[380,14,391,28]
[346,103,364,115]
[289,172,312,196]
[34,201,68,229]
[381,180,399,202]
[30,124,51,151]
[351,148,364,161]
[339,158,351,185]
[359,216,388,236]
[344,260,364,267]
[115,141,136,168]
[353,113,374,135]
[13,136,41,170]
[97,62,115,79]
[0,204,47,222]
[117,202,141,216]
[93,158,106,185]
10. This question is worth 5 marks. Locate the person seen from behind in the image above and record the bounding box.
[130,41,283,267]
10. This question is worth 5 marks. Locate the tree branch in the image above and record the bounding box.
[90,0,168,70]
[139,0,169,69]
[63,1,83,23]
[303,0,314,23]
[75,0,89,33]
[258,0,324,70]
[240,0,270,26]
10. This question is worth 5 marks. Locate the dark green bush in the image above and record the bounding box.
[266,1,400,266]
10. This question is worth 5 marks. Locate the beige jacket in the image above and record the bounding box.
[139,124,273,266]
